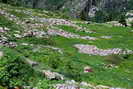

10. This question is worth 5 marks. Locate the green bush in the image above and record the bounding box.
[105,54,132,65]
[0,48,35,88]
[0,0,20,6]
[130,21,133,28]
[105,54,124,65]
[45,0,66,10]
[118,14,127,27]
[35,79,53,89]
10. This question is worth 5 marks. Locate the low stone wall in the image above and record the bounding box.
[48,29,97,40]
[74,44,133,56]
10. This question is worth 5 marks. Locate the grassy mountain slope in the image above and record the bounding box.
[0,3,133,89]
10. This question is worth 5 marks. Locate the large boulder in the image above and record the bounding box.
[42,70,64,80]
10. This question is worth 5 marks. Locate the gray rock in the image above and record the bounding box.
[26,59,39,67]
[42,70,64,80]
[0,51,3,59]
[55,84,82,89]
[14,34,22,38]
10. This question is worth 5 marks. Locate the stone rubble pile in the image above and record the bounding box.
[74,44,133,56]
[32,17,92,32]
[26,22,45,29]
[0,40,17,48]
[55,84,81,89]
[0,9,29,32]
[100,36,112,39]
[54,80,124,89]
[35,18,75,26]
[47,18,94,33]
[54,80,82,89]
[25,59,39,67]
[15,9,33,16]
[48,29,97,40]
[0,27,10,33]
[106,21,130,27]
[0,35,17,48]
[23,29,48,38]
[0,9,17,21]
[42,70,64,80]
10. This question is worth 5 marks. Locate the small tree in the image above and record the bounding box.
[118,14,127,27]
[1,0,7,3]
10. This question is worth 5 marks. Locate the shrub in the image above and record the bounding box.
[118,14,127,27]
[35,79,53,89]
[47,54,63,69]
[105,54,124,65]
[92,11,108,23]
[130,21,133,28]
[61,58,82,81]
[0,0,20,6]
[0,48,35,88]
[105,53,132,65]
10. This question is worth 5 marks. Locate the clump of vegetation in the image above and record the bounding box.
[130,21,133,28]
[105,54,124,65]
[105,53,132,65]
[0,48,36,88]
[0,2,133,88]
[33,79,53,89]
[17,37,55,46]
[0,0,21,6]
[118,14,127,27]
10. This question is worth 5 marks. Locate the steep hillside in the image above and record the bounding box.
[2,0,133,21]
[0,3,133,89]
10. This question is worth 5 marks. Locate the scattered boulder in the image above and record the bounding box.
[0,27,10,33]
[96,85,110,89]
[23,29,47,38]
[0,39,17,48]
[54,80,81,89]
[100,36,112,39]
[84,66,93,73]
[55,84,81,89]
[42,70,64,80]
[107,21,125,27]
[55,80,118,89]
[23,86,37,89]
[26,59,39,67]
[14,34,22,38]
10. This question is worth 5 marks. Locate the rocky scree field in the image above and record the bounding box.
[0,3,133,89]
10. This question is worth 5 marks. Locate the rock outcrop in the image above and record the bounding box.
[16,0,131,20]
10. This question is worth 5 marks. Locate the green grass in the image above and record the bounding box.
[1,3,133,88]
[55,24,133,49]
[50,36,133,88]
